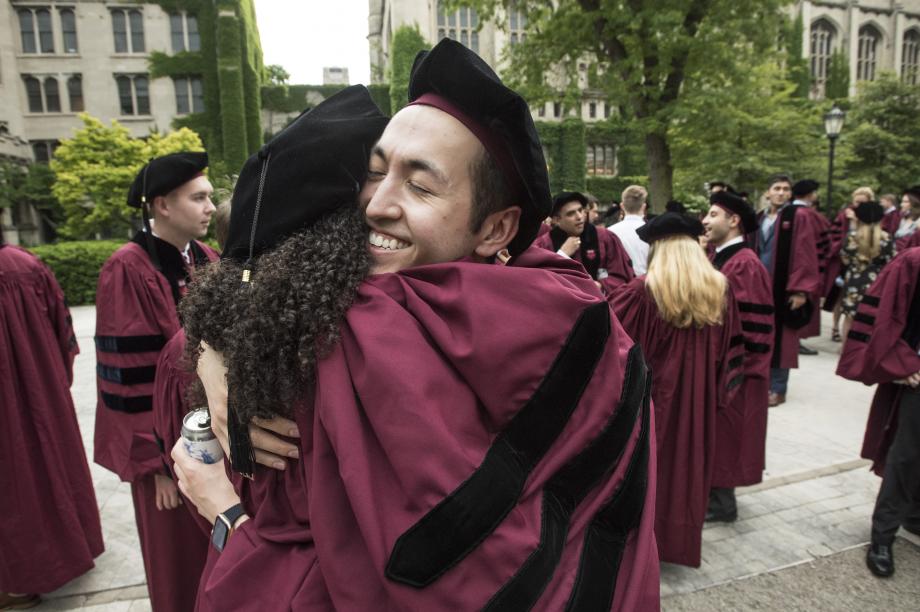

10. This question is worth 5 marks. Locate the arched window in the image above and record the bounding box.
[36,9,54,53]
[857,25,881,82]
[810,19,836,90]
[23,76,43,112]
[509,9,526,46]
[187,15,200,51]
[902,30,920,85]
[129,10,145,53]
[170,13,185,52]
[18,9,36,53]
[112,9,145,53]
[60,8,78,53]
[112,10,127,52]
[44,77,61,112]
[68,75,84,112]
[437,2,479,53]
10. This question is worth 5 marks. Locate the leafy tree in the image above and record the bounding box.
[825,50,850,100]
[0,160,64,236]
[51,114,204,240]
[389,25,430,115]
[264,64,290,85]
[463,0,790,210]
[840,73,920,196]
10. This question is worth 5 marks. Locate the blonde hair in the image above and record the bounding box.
[621,185,648,214]
[645,236,727,329]
[855,222,884,261]
[852,187,875,202]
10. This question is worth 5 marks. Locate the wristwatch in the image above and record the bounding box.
[211,503,246,552]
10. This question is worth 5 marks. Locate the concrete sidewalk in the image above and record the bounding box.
[32,309,912,610]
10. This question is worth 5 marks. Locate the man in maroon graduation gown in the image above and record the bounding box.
[1,230,103,609]
[789,180,828,349]
[94,152,217,611]
[837,246,920,578]
[176,41,660,611]
[755,174,825,406]
[534,190,634,294]
[703,191,775,523]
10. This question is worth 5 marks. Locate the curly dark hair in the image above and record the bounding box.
[180,206,371,422]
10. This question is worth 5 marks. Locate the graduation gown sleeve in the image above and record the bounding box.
[307,248,659,611]
[598,229,635,294]
[93,243,181,483]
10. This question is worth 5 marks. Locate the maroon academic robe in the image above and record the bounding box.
[881,208,901,237]
[758,204,824,369]
[610,277,743,567]
[0,245,104,594]
[297,247,659,611]
[533,225,635,294]
[837,247,920,476]
[710,243,774,487]
[195,447,329,611]
[94,233,216,612]
[802,211,832,338]
[821,209,849,311]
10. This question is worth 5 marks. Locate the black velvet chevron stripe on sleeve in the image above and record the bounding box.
[482,345,649,611]
[738,302,774,315]
[101,391,153,413]
[741,321,772,334]
[96,363,157,385]
[95,334,167,353]
[385,301,611,588]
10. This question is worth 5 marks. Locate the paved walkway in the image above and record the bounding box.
[32,308,914,610]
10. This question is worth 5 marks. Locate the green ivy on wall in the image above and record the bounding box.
[149,1,263,171]
[389,26,430,115]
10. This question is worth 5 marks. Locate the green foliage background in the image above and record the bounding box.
[30,241,124,305]
[389,25,431,114]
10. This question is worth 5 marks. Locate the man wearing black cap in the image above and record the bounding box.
[756,174,825,407]
[191,39,659,610]
[703,191,774,523]
[791,179,830,353]
[93,151,217,612]
[533,190,634,293]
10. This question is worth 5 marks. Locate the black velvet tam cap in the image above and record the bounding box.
[127,151,208,208]
[855,201,885,224]
[711,190,758,233]
[792,179,819,198]
[407,38,551,256]
[636,212,704,244]
[222,85,388,263]
[905,186,920,201]
[551,191,588,216]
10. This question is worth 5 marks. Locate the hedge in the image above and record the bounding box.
[30,241,124,306]
[585,176,649,204]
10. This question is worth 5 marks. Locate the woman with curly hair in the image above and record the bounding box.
[610,212,744,568]
[840,201,896,340]
[170,85,388,610]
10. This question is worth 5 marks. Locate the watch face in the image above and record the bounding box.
[211,517,230,552]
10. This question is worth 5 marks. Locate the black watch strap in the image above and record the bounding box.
[220,503,246,528]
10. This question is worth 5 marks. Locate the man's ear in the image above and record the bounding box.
[151,195,169,220]
[474,206,522,258]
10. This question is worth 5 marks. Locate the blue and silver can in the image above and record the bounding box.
[181,408,224,464]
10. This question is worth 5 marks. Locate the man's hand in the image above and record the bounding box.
[788,293,807,310]
[198,342,300,471]
[560,236,581,257]
[894,371,920,387]
[154,473,181,511]
[171,439,241,525]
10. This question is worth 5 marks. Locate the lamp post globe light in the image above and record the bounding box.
[824,105,845,211]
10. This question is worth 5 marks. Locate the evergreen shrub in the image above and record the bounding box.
[30,241,124,305]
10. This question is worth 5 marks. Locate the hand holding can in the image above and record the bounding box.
[181,408,225,464]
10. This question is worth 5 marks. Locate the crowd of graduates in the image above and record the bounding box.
[2,38,919,612]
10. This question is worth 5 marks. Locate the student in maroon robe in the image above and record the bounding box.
[755,174,825,407]
[0,231,103,610]
[837,246,920,578]
[610,212,743,567]
[879,194,901,237]
[789,180,828,349]
[174,43,660,611]
[702,191,774,523]
[533,190,634,293]
[93,152,218,612]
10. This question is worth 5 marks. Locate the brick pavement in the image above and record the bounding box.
[31,308,904,610]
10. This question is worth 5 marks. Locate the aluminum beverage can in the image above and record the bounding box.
[181,408,224,464]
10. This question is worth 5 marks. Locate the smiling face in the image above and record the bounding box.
[553,200,586,237]
[702,205,740,247]
[359,105,505,275]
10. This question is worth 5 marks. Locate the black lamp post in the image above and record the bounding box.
[824,105,845,211]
